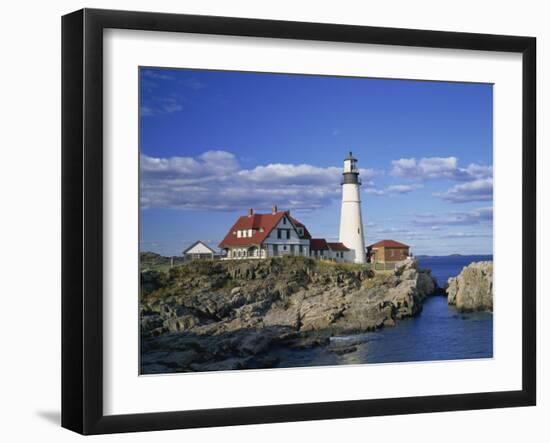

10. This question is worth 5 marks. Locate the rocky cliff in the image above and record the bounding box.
[140,256,437,373]
[446,261,493,312]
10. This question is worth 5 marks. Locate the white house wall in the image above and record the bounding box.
[185,242,215,254]
[264,216,309,257]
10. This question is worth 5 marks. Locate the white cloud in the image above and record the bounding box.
[435,178,493,203]
[386,184,423,194]
[239,164,339,186]
[365,187,385,196]
[458,163,493,181]
[413,206,493,226]
[140,97,184,116]
[141,151,379,211]
[390,155,492,204]
[440,232,492,239]
[391,156,456,179]
[367,226,430,243]
[391,156,492,181]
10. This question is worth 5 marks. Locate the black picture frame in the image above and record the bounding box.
[62,8,536,435]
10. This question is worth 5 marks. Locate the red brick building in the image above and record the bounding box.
[367,239,410,263]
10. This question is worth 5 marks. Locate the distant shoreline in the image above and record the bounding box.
[415,254,493,259]
[139,251,494,261]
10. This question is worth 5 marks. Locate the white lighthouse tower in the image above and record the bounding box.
[339,152,366,264]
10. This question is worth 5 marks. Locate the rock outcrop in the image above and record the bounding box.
[446,261,493,312]
[140,256,437,373]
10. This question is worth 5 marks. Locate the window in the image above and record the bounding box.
[283,245,287,250]
[277,229,282,239]
[237,230,241,238]
[248,229,253,237]
[286,230,290,239]
[299,245,303,254]
[283,217,287,225]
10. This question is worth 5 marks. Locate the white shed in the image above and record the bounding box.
[183,241,216,261]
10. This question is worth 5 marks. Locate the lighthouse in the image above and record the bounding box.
[339,152,366,264]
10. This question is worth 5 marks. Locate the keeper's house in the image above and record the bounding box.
[219,206,312,259]
[367,239,410,263]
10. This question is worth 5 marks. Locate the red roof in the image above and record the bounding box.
[327,242,349,251]
[218,211,308,248]
[310,238,329,250]
[369,239,409,248]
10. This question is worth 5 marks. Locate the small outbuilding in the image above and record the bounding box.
[310,238,330,259]
[327,242,351,263]
[367,239,410,263]
[310,239,351,262]
[183,240,217,261]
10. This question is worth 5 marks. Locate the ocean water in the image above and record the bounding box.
[274,255,493,367]
[349,295,493,364]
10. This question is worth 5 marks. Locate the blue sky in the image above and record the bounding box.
[139,67,493,256]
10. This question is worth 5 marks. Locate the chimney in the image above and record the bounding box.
[248,208,253,217]
[272,204,278,214]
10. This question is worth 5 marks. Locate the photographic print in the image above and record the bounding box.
[139,67,493,375]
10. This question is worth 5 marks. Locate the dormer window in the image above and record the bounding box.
[283,217,287,225]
